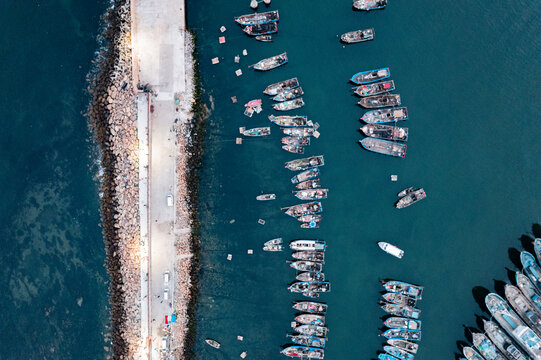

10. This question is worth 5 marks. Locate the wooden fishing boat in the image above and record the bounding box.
[291,168,319,184]
[287,334,326,349]
[273,98,305,111]
[293,324,329,337]
[282,144,305,154]
[341,28,374,43]
[387,339,418,354]
[361,107,408,124]
[289,260,323,272]
[270,115,309,127]
[285,155,324,171]
[295,314,326,326]
[263,238,283,251]
[282,201,322,217]
[234,10,279,26]
[354,80,395,97]
[353,0,387,11]
[273,87,304,102]
[282,136,310,146]
[296,272,326,282]
[360,124,408,141]
[294,189,329,200]
[256,193,276,201]
[358,94,401,108]
[281,346,324,359]
[205,339,221,349]
[292,301,328,314]
[289,239,326,251]
[283,127,315,137]
[359,138,406,158]
[296,178,321,190]
[251,52,288,71]
[301,221,320,229]
[243,22,277,36]
[241,127,271,136]
[292,250,325,263]
[263,77,299,95]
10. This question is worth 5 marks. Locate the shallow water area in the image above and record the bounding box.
[0,1,109,358]
[188,1,541,359]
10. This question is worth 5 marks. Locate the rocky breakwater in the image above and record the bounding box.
[86,1,142,359]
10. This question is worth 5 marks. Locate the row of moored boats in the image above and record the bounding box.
[377,280,424,360]
[234,10,279,42]
[460,238,541,360]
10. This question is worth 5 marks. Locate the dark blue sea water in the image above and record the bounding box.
[0,1,109,359]
[189,1,541,359]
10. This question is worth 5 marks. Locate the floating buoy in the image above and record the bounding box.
[264,0,271,4]
[250,0,258,9]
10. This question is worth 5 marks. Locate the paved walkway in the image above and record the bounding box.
[132,0,188,358]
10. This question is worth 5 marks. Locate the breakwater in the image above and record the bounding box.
[87,0,142,358]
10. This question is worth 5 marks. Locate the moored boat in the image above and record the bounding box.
[283,127,315,137]
[270,115,309,127]
[287,334,326,348]
[361,124,408,141]
[283,144,305,154]
[301,221,320,229]
[243,22,278,36]
[383,345,415,360]
[293,301,328,314]
[289,281,331,294]
[285,155,324,171]
[264,77,299,95]
[387,339,419,354]
[382,281,424,299]
[234,10,279,26]
[263,238,282,252]
[297,272,326,282]
[516,271,541,312]
[351,67,390,85]
[290,239,327,251]
[359,94,401,108]
[483,319,529,360]
[292,251,325,263]
[282,136,310,146]
[294,189,329,200]
[463,346,485,360]
[256,193,276,201]
[505,284,541,336]
[378,242,404,259]
[296,214,322,223]
[355,80,395,97]
[274,87,304,102]
[282,201,323,217]
[360,138,406,158]
[280,346,324,359]
[290,260,323,272]
[521,251,541,293]
[293,324,329,337]
[341,28,375,43]
[205,339,221,349]
[395,189,426,209]
[382,328,421,342]
[362,107,408,124]
[485,292,541,360]
[471,332,507,360]
[382,294,417,307]
[535,238,541,266]
[256,35,273,42]
[251,52,288,71]
[242,127,271,136]
[291,168,319,184]
[353,0,387,11]
[295,314,326,326]
[297,179,321,190]
[273,98,305,111]
[381,304,421,319]
[378,354,400,360]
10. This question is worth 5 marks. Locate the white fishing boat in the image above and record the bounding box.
[256,193,276,201]
[378,242,404,259]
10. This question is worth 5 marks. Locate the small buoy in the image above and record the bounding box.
[247,249,253,254]
[391,175,398,181]
[227,254,233,260]
[250,0,258,9]
[237,335,244,341]
[264,0,271,4]
[220,26,226,33]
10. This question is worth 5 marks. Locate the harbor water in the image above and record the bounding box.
[0,1,109,358]
[188,0,541,359]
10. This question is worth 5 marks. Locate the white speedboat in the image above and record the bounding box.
[378,242,404,259]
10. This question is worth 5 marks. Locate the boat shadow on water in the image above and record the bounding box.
[471,286,490,313]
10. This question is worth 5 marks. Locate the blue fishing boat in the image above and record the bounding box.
[535,238,541,265]
[378,354,400,360]
[521,251,541,292]
[383,346,415,360]
[350,67,390,84]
